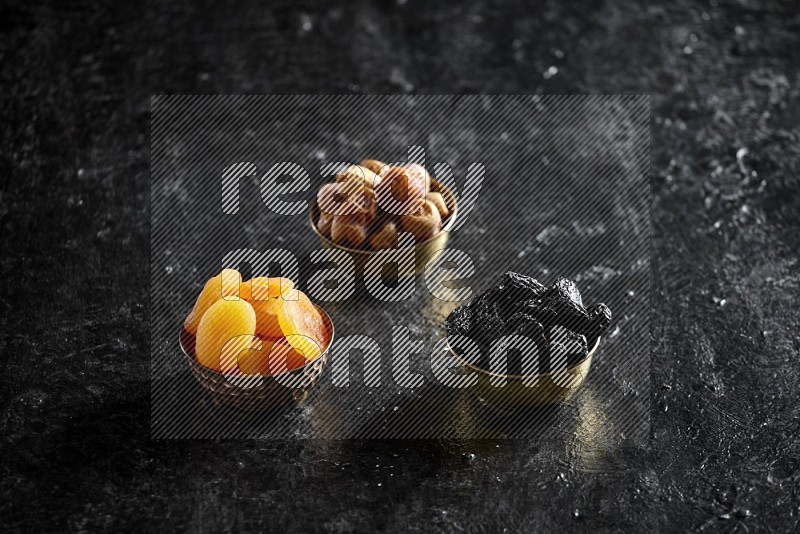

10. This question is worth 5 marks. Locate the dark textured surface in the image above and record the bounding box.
[2,0,799,532]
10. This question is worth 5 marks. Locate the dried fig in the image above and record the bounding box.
[369,221,399,249]
[399,198,442,241]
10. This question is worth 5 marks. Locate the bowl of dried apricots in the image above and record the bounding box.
[309,159,458,278]
[180,269,334,409]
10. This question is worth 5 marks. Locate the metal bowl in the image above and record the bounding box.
[308,179,458,278]
[448,337,601,407]
[179,303,334,410]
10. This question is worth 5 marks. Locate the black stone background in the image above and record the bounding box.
[1,0,799,532]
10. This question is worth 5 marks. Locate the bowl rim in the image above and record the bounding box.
[179,301,335,380]
[308,178,459,254]
[446,335,601,381]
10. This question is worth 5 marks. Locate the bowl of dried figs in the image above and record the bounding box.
[309,159,458,278]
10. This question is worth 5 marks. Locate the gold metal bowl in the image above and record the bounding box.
[179,303,335,410]
[448,337,600,407]
[308,180,458,278]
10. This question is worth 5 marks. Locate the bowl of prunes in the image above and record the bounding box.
[445,271,612,406]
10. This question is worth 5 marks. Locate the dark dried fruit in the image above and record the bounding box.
[445,305,472,337]
[586,302,612,341]
[547,293,591,334]
[497,271,546,303]
[443,272,611,375]
[548,277,583,307]
[506,312,545,341]
[549,326,588,369]
[468,297,506,344]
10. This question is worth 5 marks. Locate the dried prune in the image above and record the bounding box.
[506,312,544,342]
[549,295,591,334]
[586,302,612,341]
[513,298,557,327]
[468,297,506,345]
[444,272,611,376]
[545,277,583,307]
[445,305,472,337]
[549,326,588,369]
[498,271,546,303]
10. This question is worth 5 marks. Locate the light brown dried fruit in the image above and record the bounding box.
[403,163,432,192]
[361,159,391,177]
[336,164,382,190]
[400,199,442,241]
[318,182,355,215]
[426,191,449,219]
[353,187,378,225]
[317,211,334,237]
[369,221,399,249]
[376,166,428,214]
[331,209,369,248]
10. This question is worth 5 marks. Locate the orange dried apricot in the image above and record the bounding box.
[276,292,328,362]
[184,269,241,335]
[240,276,294,300]
[238,336,308,376]
[237,336,278,375]
[195,298,256,372]
[268,337,309,374]
[240,277,295,338]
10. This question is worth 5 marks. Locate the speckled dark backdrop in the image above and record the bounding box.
[1,0,799,532]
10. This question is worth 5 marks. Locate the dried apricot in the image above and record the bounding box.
[184,269,241,335]
[268,337,309,374]
[276,292,328,362]
[237,336,278,375]
[238,336,309,376]
[240,276,294,300]
[240,277,295,338]
[195,298,256,372]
